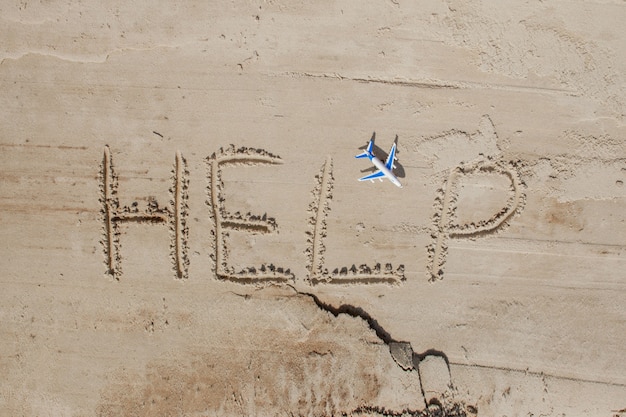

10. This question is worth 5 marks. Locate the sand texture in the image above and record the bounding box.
[1,1,625,416]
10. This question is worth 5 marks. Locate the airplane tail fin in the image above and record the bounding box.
[355,139,374,159]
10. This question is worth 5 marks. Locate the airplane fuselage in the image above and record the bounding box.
[370,156,402,188]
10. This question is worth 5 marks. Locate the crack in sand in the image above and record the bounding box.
[0,44,189,66]
[277,284,474,416]
[271,71,580,95]
[285,284,456,411]
[451,362,626,388]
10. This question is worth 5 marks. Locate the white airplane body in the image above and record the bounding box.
[355,138,402,188]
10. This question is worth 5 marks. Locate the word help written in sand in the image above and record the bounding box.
[100,143,524,283]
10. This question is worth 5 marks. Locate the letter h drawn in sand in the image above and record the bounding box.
[100,146,190,280]
[427,160,526,282]
[306,157,405,285]
[206,145,294,283]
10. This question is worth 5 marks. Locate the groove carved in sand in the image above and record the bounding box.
[206,145,294,284]
[171,150,190,279]
[427,160,526,282]
[306,157,405,285]
[99,146,190,280]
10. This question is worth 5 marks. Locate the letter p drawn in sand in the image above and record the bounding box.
[427,160,526,282]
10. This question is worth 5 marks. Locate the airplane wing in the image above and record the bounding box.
[358,170,385,182]
[355,139,375,159]
[385,142,397,170]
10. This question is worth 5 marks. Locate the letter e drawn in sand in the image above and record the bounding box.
[206,145,294,284]
[99,146,190,280]
[427,160,526,282]
[305,157,405,285]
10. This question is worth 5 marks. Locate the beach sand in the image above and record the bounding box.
[1,1,625,415]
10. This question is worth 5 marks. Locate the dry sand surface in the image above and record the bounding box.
[1,1,625,416]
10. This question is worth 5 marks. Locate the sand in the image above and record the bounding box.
[1,1,625,416]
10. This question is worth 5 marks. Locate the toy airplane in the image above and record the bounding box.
[355,137,402,188]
